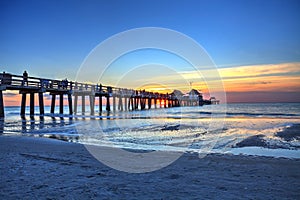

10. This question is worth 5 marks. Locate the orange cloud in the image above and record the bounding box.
[175,62,300,93]
[219,62,300,93]
[219,62,300,78]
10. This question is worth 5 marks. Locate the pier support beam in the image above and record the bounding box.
[99,96,102,113]
[140,98,143,110]
[148,98,151,109]
[68,94,73,115]
[21,93,26,116]
[168,100,171,108]
[131,97,135,110]
[113,96,116,112]
[135,97,139,110]
[0,91,4,118]
[134,97,137,110]
[106,96,110,112]
[124,97,128,111]
[59,94,64,114]
[118,97,123,111]
[51,94,56,114]
[82,95,85,114]
[128,97,132,110]
[141,98,146,110]
[38,92,44,115]
[74,95,78,114]
[30,93,34,116]
[89,95,95,115]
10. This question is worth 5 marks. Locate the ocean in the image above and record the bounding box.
[1,103,300,158]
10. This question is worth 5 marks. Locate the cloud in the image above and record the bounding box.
[169,62,300,93]
[3,92,18,97]
[218,62,300,79]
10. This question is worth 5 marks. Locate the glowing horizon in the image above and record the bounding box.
[2,61,300,106]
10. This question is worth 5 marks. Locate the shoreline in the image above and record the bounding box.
[1,135,299,199]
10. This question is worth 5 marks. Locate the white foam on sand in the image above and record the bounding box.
[227,147,300,159]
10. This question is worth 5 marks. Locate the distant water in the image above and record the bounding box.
[1,103,300,157]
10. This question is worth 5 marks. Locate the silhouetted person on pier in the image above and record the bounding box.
[23,71,28,86]
[1,71,6,85]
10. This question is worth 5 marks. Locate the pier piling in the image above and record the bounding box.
[0,91,4,118]
[59,94,64,114]
[30,93,34,116]
[81,95,85,114]
[124,97,128,111]
[89,95,95,115]
[106,95,110,112]
[51,94,56,114]
[99,96,102,113]
[74,95,78,114]
[68,94,73,115]
[21,93,26,116]
[39,92,44,115]
[113,96,116,112]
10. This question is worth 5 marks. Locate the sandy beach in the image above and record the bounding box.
[0,135,299,199]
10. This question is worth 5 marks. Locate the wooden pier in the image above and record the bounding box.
[0,72,213,118]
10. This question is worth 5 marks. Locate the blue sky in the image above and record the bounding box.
[1,0,300,102]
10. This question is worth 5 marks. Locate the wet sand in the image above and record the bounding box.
[0,136,299,199]
[235,123,300,150]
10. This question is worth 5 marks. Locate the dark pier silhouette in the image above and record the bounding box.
[0,72,218,118]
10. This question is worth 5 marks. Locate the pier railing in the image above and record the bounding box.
[0,73,73,91]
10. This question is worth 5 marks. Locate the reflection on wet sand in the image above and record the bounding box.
[16,116,78,142]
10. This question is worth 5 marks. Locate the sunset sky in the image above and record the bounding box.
[1,0,300,105]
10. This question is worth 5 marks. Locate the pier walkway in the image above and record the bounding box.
[0,72,212,118]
